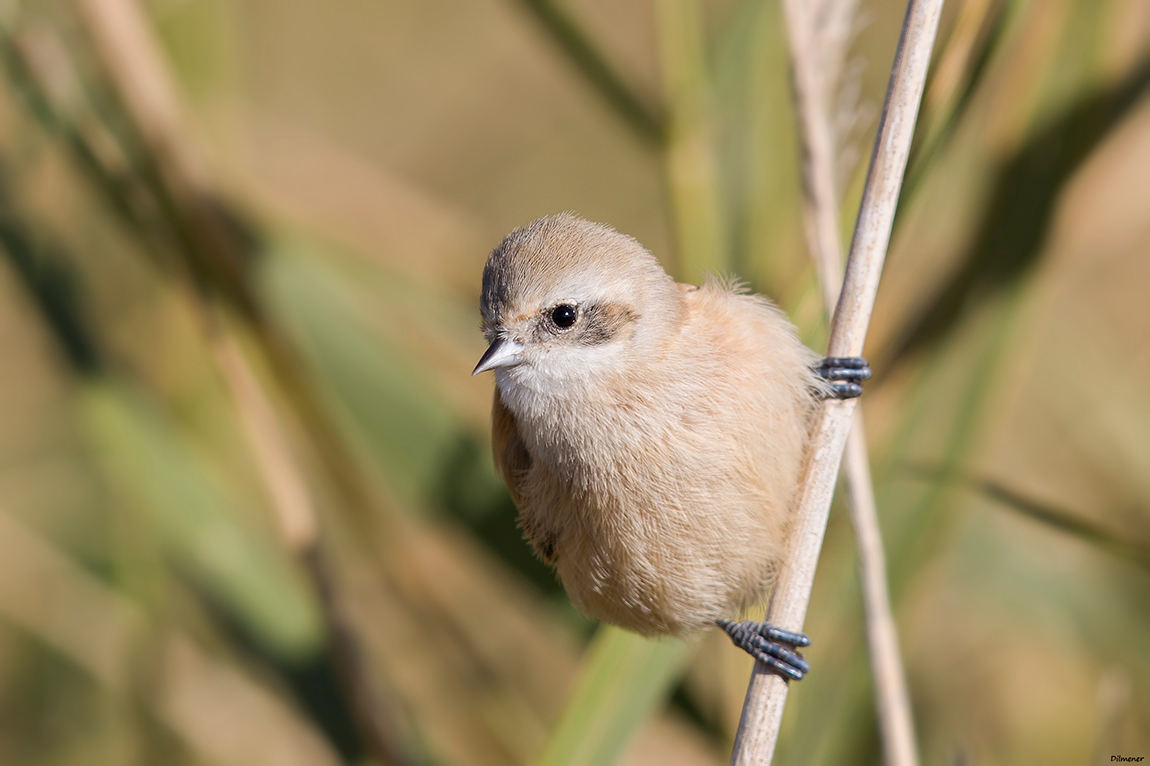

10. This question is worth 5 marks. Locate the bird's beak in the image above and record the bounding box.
[472,338,525,376]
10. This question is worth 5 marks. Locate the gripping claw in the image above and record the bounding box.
[814,356,872,399]
[717,619,812,681]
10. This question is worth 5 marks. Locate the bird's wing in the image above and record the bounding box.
[491,388,531,507]
[492,389,562,564]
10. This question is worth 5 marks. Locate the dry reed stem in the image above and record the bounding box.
[782,0,860,308]
[782,0,919,764]
[729,1,945,763]
[842,419,918,766]
[211,329,317,552]
[73,0,258,318]
[655,0,728,278]
[69,1,415,761]
[208,321,414,766]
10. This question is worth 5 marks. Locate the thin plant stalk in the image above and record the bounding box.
[729,1,945,762]
[842,420,917,766]
[781,0,919,764]
[782,0,860,311]
[655,0,729,279]
[205,295,420,766]
[66,1,415,762]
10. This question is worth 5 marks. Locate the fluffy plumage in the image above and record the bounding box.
[479,213,821,636]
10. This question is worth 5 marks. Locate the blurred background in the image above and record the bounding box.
[0,0,1147,764]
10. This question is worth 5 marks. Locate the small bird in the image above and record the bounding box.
[473,214,868,680]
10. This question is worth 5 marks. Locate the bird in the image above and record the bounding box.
[472,213,868,680]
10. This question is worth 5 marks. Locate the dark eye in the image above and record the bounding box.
[551,303,578,329]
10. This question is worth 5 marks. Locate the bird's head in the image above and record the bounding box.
[474,214,683,391]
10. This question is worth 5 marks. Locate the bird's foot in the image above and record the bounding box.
[814,357,872,399]
[716,619,811,681]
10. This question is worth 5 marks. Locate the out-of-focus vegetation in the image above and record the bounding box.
[0,0,1147,764]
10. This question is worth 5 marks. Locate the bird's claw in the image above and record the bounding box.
[716,619,811,681]
[814,357,872,399]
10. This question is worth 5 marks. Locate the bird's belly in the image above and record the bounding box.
[514,393,795,636]
[546,479,780,637]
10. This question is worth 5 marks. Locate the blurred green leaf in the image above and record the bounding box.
[259,237,460,507]
[80,381,323,660]
[887,55,1150,372]
[656,0,729,280]
[535,626,692,766]
[516,0,666,145]
[901,0,1008,209]
[933,470,1150,572]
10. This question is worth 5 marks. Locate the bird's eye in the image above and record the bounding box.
[551,304,578,329]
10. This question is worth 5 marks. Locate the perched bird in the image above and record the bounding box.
[473,214,867,679]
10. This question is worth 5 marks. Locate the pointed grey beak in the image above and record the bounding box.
[472,338,525,376]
